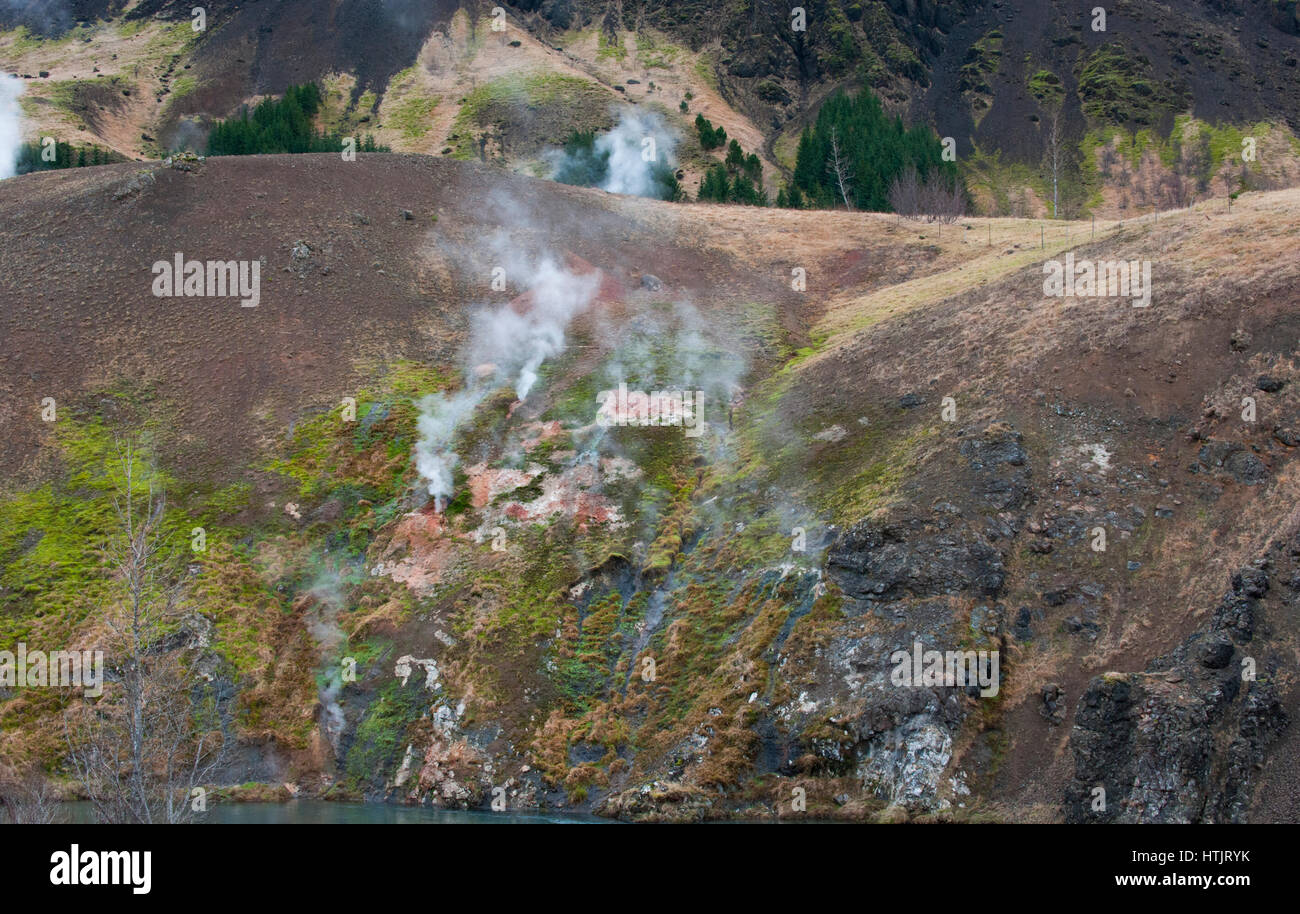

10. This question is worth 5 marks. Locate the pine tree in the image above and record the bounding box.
[726,139,744,169]
[206,83,389,157]
[791,88,963,212]
[699,163,730,202]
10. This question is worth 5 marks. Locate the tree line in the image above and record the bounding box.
[16,141,122,174]
[691,91,965,216]
[206,82,387,156]
[697,134,767,206]
[786,89,965,216]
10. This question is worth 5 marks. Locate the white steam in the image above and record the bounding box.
[306,567,347,754]
[0,74,24,180]
[596,110,677,198]
[415,254,601,508]
[595,299,748,446]
[547,109,678,200]
[468,257,600,398]
[414,387,486,510]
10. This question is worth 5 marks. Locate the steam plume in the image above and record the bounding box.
[306,567,347,753]
[596,110,678,198]
[548,109,679,200]
[415,254,601,508]
[0,75,24,181]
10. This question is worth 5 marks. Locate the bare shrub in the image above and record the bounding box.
[0,769,63,824]
[889,166,966,223]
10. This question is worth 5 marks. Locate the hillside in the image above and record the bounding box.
[1,153,1297,821]
[4,1,1300,214]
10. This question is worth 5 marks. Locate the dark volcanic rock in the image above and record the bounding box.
[1194,440,1269,485]
[1013,606,1034,640]
[960,426,1032,510]
[1225,450,1269,485]
[1235,567,1269,599]
[960,431,1027,469]
[827,518,1005,602]
[1274,426,1300,447]
[1040,682,1066,724]
[1065,563,1288,823]
[1197,635,1235,669]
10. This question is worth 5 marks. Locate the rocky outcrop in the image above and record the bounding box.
[773,424,1028,813]
[595,780,713,822]
[1065,558,1290,823]
[828,519,1005,602]
[826,425,1028,604]
[1190,440,1271,486]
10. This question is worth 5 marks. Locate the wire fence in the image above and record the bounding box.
[880,195,1244,251]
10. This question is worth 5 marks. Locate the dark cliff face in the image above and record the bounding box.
[1066,551,1293,823]
[825,426,1027,607]
[508,0,1300,165]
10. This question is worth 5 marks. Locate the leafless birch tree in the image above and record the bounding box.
[827,127,854,210]
[63,443,226,824]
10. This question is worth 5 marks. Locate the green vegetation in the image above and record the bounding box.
[449,73,608,160]
[554,590,643,709]
[387,93,440,139]
[597,30,628,61]
[635,30,681,69]
[28,75,134,132]
[1076,44,1189,127]
[960,29,1004,96]
[207,83,387,156]
[15,140,122,174]
[0,411,196,648]
[790,88,963,211]
[697,139,766,205]
[1027,68,1065,107]
[857,1,926,83]
[388,96,438,139]
[1081,115,1278,206]
[694,113,727,150]
[961,143,1048,216]
[265,361,448,533]
[344,676,428,784]
[169,74,198,102]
